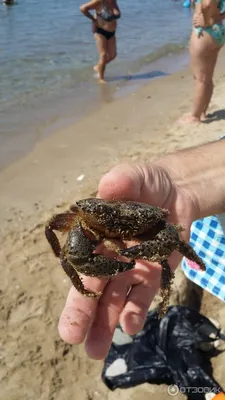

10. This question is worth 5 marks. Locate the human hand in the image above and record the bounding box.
[193,12,205,27]
[58,162,198,359]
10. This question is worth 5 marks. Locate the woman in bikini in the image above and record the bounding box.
[180,0,225,123]
[80,0,120,83]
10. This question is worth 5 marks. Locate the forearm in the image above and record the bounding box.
[155,139,225,219]
[80,6,96,22]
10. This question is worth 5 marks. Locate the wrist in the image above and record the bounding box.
[154,140,225,221]
[154,158,200,223]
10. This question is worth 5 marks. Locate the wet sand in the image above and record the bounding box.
[1,48,225,400]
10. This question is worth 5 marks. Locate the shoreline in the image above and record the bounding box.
[1,47,225,232]
[1,45,225,400]
[0,46,190,172]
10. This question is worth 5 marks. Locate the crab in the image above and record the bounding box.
[45,198,206,317]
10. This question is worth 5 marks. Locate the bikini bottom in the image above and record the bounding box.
[194,23,225,47]
[95,27,115,40]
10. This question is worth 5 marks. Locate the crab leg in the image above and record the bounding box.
[61,253,135,298]
[177,241,206,271]
[158,260,174,318]
[119,239,172,262]
[45,212,77,257]
[66,225,135,278]
[60,254,102,297]
[60,223,135,297]
[121,242,175,318]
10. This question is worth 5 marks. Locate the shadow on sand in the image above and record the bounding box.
[204,109,225,124]
[106,70,170,82]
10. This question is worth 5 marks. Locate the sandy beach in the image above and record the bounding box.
[1,48,225,400]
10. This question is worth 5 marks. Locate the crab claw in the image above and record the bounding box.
[66,223,99,262]
[119,245,143,259]
[77,255,135,277]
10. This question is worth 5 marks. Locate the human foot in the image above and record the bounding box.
[177,113,201,124]
[93,65,99,73]
[200,111,208,121]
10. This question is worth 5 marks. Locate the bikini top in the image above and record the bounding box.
[195,0,224,10]
[96,3,120,21]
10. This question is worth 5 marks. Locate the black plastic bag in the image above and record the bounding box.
[102,306,225,399]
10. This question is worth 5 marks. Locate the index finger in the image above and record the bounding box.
[58,276,107,344]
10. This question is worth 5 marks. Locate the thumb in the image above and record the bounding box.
[97,163,144,201]
[97,163,172,207]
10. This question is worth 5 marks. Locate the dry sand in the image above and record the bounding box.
[1,48,225,400]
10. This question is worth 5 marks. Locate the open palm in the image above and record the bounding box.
[58,162,198,359]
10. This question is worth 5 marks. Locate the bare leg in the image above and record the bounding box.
[191,52,218,120]
[179,31,221,124]
[94,33,108,82]
[93,35,117,72]
[201,80,214,119]
[201,49,219,118]
[106,35,117,64]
